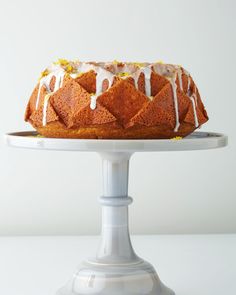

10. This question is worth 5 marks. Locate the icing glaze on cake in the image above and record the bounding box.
[25,59,208,139]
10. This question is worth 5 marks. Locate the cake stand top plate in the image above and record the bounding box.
[5,131,227,152]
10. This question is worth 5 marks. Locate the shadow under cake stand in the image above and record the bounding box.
[5,131,227,295]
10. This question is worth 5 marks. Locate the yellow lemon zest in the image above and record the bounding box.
[132,62,145,68]
[39,69,49,79]
[171,136,183,140]
[54,58,69,66]
[117,72,130,77]
[113,59,121,64]
[66,64,74,73]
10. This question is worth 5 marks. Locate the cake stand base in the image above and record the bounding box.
[56,151,174,295]
[57,260,174,295]
[5,131,227,295]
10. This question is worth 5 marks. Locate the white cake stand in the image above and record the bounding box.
[5,131,227,295]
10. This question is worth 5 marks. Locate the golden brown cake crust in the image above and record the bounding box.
[25,60,209,139]
[35,122,196,139]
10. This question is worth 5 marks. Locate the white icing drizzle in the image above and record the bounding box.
[120,64,130,73]
[77,62,95,73]
[189,95,199,127]
[75,62,115,109]
[53,71,64,92]
[91,67,114,109]
[36,81,43,110]
[90,95,97,110]
[133,65,152,96]
[153,64,199,129]
[142,66,152,97]
[120,75,129,80]
[177,68,183,91]
[152,63,176,78]
[133,71,140,89]
[42,93,52,126]
[170,75,180,132]
[35,75,51,110]
[193,86,198,106]
[185,73,199,127]
[36,68,65,126]
[70,73,78,79]
[187,75,191,95]
[36,69,65,110]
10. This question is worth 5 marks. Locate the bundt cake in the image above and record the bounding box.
[24,59,208,139]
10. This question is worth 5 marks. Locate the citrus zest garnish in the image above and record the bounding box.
[132,62,145,68]
[171,136,182,140]
[54,58,69,66]
[113,59,120,64]
[117,72,130,77]
[65,64,73,73]
[39,69,49,80]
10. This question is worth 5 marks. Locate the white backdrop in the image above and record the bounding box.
[0,0,235,235]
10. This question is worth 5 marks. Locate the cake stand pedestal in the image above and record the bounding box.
[5,131,227,295]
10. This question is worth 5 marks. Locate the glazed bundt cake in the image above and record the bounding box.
[25,59,208,139]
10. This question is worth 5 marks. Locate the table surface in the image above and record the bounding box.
[0,234,235,295]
